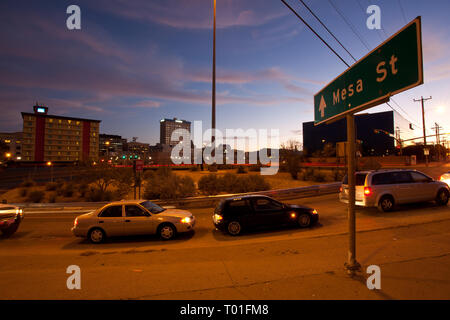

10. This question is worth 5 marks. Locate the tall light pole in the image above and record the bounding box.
[212,0,216,147]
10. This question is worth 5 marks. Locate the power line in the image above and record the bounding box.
[280,0,350,67]
[327,0,371,51]
[298,0,357,62]
[397,0,408,24]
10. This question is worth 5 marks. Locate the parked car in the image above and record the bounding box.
[72,200,196,243]
[440,172,450,187]
[0,204,23,237]
[212,195,319,236]
[339,169,450,212]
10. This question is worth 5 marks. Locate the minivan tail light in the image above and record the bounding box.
[339,186,343,192]
[364,187,372,196]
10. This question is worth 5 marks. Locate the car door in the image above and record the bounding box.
[97,205,125,236]
[392,171,415,203]
[225,199,253,228]
[409,171,435,201]
[251,198,285,228]
[124,204,154,235]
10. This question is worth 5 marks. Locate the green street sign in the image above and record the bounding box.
[314,17,423,125]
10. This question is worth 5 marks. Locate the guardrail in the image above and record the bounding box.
[14,182,342,210]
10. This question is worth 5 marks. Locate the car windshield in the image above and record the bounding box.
[140,201,166,214]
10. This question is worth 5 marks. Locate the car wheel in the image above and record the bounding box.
[378,196,394,212]
[1,224,19,238]
[436,189,449,206]
[227,221,242,236]
[298,213,311,228]
[158,223,176,240]
[88,228,105,244]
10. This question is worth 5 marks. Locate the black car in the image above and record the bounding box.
[212,195,319,236]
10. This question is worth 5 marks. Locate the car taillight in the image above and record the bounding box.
[339,186,343,192]
[74,218,78,227]
[364,187,372,196]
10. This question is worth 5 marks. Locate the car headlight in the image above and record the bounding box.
[213,214,223,223]
[312,209,318,215]
[181,217,192,224]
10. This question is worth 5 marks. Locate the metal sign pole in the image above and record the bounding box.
[345,113,360,273]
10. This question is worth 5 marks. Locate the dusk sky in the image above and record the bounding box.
[1,0,450,148]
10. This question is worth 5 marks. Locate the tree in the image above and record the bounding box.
[280,140,303,180]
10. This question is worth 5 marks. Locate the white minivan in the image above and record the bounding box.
[339,169,449,212]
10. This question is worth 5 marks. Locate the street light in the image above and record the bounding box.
[47,161,54,182]
[211,0,216,162]
[105,141,110,163]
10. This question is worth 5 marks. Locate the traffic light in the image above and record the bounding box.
[134,155,138,159]
[122,155,126,159]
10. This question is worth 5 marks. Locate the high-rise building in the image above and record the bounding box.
[21,105,101,162]
[160,118,191,146]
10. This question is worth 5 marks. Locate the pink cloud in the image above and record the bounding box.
[93,0,287,29]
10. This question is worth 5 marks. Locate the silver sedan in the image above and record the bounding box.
[72,200,196,243]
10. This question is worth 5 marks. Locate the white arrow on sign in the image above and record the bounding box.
[319,95,327,117]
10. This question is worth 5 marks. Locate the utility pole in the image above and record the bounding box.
[432,122,443,161]
[413,96,432,146]
[414,96,432,165]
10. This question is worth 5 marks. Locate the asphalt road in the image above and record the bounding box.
[1,194,450,299]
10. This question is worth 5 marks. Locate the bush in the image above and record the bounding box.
[86,187,113,202]
[237,175,271,193]
[198,173,271,195]
[21,179,35,187]
[198,174,222,195]
[312,170,326,182]
[48,192,57,203]
[61,183,75,197]
[27,190,45,203]
[19,188,28,197]
[208,164,218,172]
[45,182,58,191]
[78,183,89,198]
[144,174,196,200]
[220,173,240,193]
[236,166,247,174]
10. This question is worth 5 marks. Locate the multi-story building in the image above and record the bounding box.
[99,134,124,158]
[21,105,101,162]
[160,118,191,146]
[127,141,150,159]
[0,132,23,160]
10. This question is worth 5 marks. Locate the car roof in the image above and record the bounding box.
[224,195,272,202]
[0,203,18,209]
[358,169,419,175]
[103,200,147,205]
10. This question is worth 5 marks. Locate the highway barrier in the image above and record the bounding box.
[14,182,342,210]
